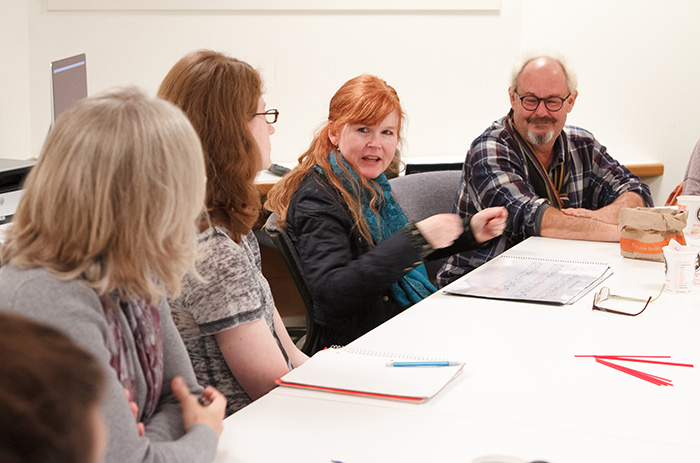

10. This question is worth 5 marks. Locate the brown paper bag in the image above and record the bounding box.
[619,207,688,261]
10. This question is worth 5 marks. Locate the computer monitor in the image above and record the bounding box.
[51,53,87,123]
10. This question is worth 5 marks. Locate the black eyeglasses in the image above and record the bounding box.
[592,285,664,317]
[514,92,570,112]
[254,109,279,124]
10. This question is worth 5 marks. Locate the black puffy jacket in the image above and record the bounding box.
[286,171,480,353]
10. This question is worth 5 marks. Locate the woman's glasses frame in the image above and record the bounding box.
[254,109,279,124]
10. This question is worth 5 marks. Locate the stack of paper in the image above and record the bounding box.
[445,255,612,305]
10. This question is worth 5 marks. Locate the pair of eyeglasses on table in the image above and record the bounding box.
[591,285,665,316]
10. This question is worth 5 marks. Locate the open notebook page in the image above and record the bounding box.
[276,347,464,403]
[445,255,612,305]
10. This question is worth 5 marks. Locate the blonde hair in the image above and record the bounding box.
[266,74,403,243]
[1,87,206,301]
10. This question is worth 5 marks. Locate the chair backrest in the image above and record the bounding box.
[389,170,463,222]
[264,213,318,355]
[389,170,463,282]
[404,161,462,175]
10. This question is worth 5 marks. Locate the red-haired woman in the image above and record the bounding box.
[267,75,507,353]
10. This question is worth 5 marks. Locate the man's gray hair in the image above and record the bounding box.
[510,53,578,94]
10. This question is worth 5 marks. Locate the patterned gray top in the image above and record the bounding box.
[169,227,291,416]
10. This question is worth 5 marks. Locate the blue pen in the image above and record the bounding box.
[386,361,461,367]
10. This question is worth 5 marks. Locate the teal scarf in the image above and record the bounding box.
[316,150,435,308]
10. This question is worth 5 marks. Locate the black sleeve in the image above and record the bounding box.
[288,180,423,318]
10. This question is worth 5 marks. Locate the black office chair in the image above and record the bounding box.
[264,213,319,355]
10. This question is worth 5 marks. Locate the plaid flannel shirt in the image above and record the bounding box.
[436,115,653,288]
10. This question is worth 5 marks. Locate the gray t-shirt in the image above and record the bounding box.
[170,227,291,416]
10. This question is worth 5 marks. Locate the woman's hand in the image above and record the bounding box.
[124,389,145,437]
[171,376,227,438]
[470,206,508,243]
[415,214,464,249]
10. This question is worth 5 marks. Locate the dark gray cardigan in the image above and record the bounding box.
[0,265,218,463]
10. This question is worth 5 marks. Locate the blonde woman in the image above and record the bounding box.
[0,88,226,463]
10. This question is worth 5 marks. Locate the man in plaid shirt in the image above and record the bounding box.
[437,55,653,288]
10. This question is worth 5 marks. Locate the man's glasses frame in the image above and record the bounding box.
[254,109,279,124]
[514,92,570,112]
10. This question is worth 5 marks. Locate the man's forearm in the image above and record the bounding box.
[559,192,647,224]
[540,207,620,242]
[595,191,646,223]
[610,191,646,208]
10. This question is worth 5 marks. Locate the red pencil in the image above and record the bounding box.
[596,356,694,368]
[575,355,671,359]
[574,355,693,368]
[596,358,673,386]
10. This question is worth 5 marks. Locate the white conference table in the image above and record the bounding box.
[214,237,700,463]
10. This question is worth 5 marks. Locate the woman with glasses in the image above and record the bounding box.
[266,74,507,353]
[160,50,308,416]
[0,88,226,463]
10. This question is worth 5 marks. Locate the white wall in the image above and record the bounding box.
[3,0,699,204]
[0,0,31,159]
[519,0,700,204]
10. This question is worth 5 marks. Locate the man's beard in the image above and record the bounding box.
[526,116,556,145]
[527,130,555,145]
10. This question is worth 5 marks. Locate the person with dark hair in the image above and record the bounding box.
[160,50,308,416]
[0,87,226,463]
[0,311,106,463]
[266,74,506,352]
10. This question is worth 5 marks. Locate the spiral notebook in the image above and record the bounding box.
[275,346,465,403]
[444,255,612,305]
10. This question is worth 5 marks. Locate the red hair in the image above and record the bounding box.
[266,75,404,242]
